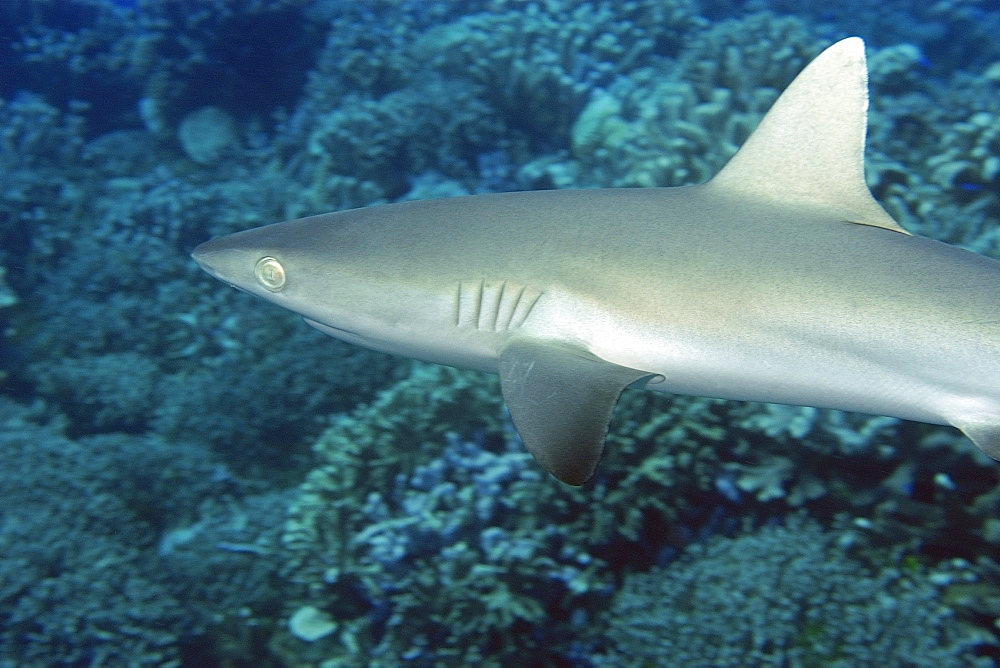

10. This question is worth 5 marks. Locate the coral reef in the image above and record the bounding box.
[600,514,994,665]
[0,399,287,664]
[276,364,729,663]
[275,362,1000,663]
[411,0,699,141]
[1,0,999,664]
[568,13,826,187]
[294,81,501,201]
[867,54,1000,249]
[1,0,327,135]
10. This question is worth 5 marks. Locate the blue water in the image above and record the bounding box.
[1,1,998,664]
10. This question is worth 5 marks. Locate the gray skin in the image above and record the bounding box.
[193,39,1000,484]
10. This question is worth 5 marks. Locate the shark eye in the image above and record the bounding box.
[254,257,286,292]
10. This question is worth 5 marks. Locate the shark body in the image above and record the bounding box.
[193,38,1000,484]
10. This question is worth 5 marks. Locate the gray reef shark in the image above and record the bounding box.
[193,38,1000,485]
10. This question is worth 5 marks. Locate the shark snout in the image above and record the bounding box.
[191,237,226,268]
[191,236,248,284]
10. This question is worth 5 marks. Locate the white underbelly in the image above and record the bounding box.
[595,326,954,426]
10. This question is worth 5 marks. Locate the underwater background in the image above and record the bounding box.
[1,0,999,665]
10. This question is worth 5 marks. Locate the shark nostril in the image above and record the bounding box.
[254,257,286,292]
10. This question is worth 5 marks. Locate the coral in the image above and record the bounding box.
[296,80,501,201]
[742,404,900,456]
[0,398,291,664]
[276,363,742,663]
[0,402,190,662]
[283,0,700,164]
[0,92,85,171]
[412,0,699,141]
[0,93,87,282]
[31,352,159,433]
[675,12,825,102]
[569,12,826,187]
[0,265,16,309]
[745,0,1000,72]
[155,489,293,663]
[283,0,446,122]
[2,537,188,666]
[0,0,146,134]
[147,325,406,473]
[867,77,999,253]
[3,0,328,137]
[600,514,995,666]
[867,41,928,93]
[177,106,239,165]
[288,605,337,642]
[275,363,998,663]
[724,454,816,504]
[570,71,752,186]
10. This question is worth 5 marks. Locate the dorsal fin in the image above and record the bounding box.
[706,37,908,235]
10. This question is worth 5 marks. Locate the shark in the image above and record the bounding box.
[193,38,1000,485]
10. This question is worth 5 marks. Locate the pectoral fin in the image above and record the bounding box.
[498,338,650,485]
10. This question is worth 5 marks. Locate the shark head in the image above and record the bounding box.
[194,214,416,344]
[191,204,508,371]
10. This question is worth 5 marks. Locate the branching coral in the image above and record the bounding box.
[569,12,825,187]
[277,364,739,663]
[600,514,994,666]
[414,0,699,142]
[0,399,287,665]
